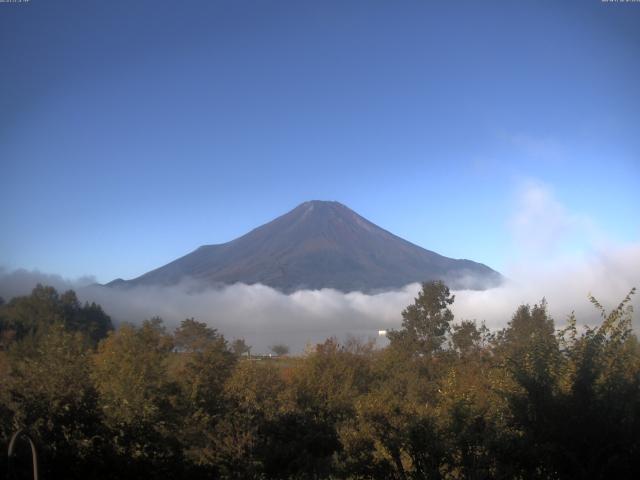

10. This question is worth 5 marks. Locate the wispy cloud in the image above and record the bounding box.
[497,130,567,164]
[508,132,566,163]
[508,180,598,258]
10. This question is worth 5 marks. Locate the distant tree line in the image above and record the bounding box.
[0,282,639,479]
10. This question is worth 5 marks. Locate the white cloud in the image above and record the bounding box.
[509,180,596,258]
[70,281,418,354]
[453,243,640,330]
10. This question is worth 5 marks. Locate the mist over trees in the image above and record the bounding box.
[1,282,639,479]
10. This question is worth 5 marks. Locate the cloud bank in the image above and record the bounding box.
[0,267,97,300]
[1,245,638,354]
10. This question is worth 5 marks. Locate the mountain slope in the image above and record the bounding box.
[109,201,502,292]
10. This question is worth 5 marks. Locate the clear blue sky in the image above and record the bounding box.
[1,0,639,283]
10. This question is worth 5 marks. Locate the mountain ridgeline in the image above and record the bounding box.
[108,201,502,293]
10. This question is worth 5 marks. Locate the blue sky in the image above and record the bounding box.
[1,0,639,283]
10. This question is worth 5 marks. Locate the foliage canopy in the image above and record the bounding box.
[1,282,639,479]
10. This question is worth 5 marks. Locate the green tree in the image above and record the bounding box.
[0,285,64,341]
[451,320,491,357]
[387,281,455,356]
[60,289,113,344]
[0,285,112,346]
[552,289,640,479]
[491,301,563,477]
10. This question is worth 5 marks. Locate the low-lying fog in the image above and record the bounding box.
[1,242,638,354]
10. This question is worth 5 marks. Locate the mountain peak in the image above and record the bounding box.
[295,200,351,214]
[113,202,502,293]
[300,200,343,207]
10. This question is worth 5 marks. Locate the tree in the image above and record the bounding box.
[387,281,455,356]
[553,289,640,479]
[350,374,451,480]
[91,318,181,476]
[170,318,237,470]
[4,323,104,479]
[490,301,562,476]
[62,291,113,345]
[451,320,491,356]
[270,344,290,356]
[171,319,236,408]
[174,318,220,352]
[0,284,64,341]
[231,338,251,356]
[211,361,287,478]
[0,285,112,346]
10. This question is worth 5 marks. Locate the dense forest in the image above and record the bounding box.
[1,281,638,479]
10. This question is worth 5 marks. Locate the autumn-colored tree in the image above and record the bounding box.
[91,318,181,477]
[292,338,373,420]
[4,323,104,479]
[211,361,287,478]
[1,282,638,479]
[171,320,235,470]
